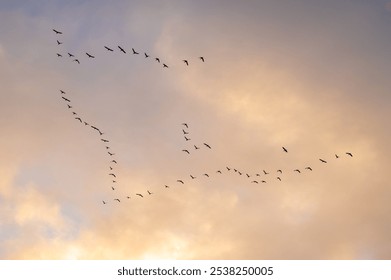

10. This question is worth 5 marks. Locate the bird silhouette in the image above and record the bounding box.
[335,154,339,159]
[68,52,74,57]
[346,152,353,157]
[163,63,168,68]
[305,167,313,171]
[111,160,117,164]
[60,90,66,94]
[136,193,144,198]
[101,139,109,142]
[184,136,191,141]
[182,149,190,154]
[132,48,139,55]
[246,173,250,178]
[75,117,82,123]
[73,59,80,64]
[261,180,267,183]
[164,185,170,188]
[177,180,184,184]
[53,29,62,34]
[226,167,231,171]
[112,180,116,183]
[84,122,89,126]
[108,152,115,156]
[203,173,209,177]
[67,104,72,109]
[190,175,196,179]
[263,170,269,175]
[109,173,116,178]
[238,171,242,175]
[102,200,106,204]
[147,190,153,195]
[203,143,211,149]
[57,53,62,57]
[182,123,188,128]
[251,180,259,184]
[62,97,71,102]
[277,177,282,181]
[294,169,301,173]
[144,52,149,58]
[111,186,115,190]
[72,112,77,115]
[277,169,282,173]
[319,159,327,163]
[182,129,189,134]
[104,46,114,51]
[256,173,260,176]
[183,60,189,66]
[217,170,222,174]
[194,145,200,150]
[86,52,95,58]
[127,196,131,199]
[199,56,205,62]
[118,46,126,53]
[109,166,113,170]
[155,57,160,63]
[57,40,62,45]
[114,198,120,202]
[282,147,288,153]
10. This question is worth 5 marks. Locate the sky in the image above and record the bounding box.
[0,0,391,259]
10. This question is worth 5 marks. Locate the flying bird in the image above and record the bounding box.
[155,57,160,63]
[144,52,149,58]
[62,97,70,102]
[182,123,188,128]
[53,29,62,34]
[104,46,113,51]
[86,52,95,58]
[319,159,327,163]
[238,171,242,175]
[72,112,77,115]
[203,173,209,177]
[111,160,117,164]
[335,154,340,159]
[114,198,120,202]
[108,152,115,156]
[68,52,74,57]
[305,167,313,171]
[164,185,170,188]
[199,56,205,62]
[136,193,144,198]
[346,152,353,157]
[184,136,191,141]
[177,180,184,184]
[277,177,282,181]
[246,173,250,178]
[261,180,267,183]
[251,180,259,184]
[282,147,288,153]
[203,143,211,149]
[111,186,115,190]
[102,200,106,204]
[75,117,82,123]
[147,190,153,195]
[56,53,62,57]
[277,169,282,173]
[84,122,89,126]
[182,129,189,134]
[194,145,200,150]
[226,167,231,171]
[57,40,62,45]
[190,175,196,179]
[294,169,301,173]
[60,90,66,94]
[101,139,109,142]
[217,170,222,174]
[73,59,80,64]
[67,104,72,109]
[263,170,269,175]
[183,60,189,66]
[182,149,190,154]
[163,63,168,68]
[127,196,131,199]
[132,48,139,55]
[109,173,116,178]
[118,46,126,53]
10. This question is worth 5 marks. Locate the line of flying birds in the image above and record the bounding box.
[53,28,204,68]
[53,28,354,205]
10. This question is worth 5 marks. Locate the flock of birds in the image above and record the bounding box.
[53,28,204,68]
[53,28,355,205]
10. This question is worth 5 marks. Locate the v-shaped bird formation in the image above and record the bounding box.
[53,28,355,205]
